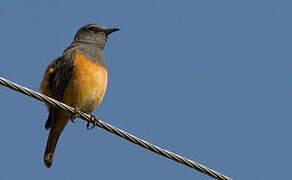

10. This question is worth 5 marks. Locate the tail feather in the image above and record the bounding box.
[44,111,69,168]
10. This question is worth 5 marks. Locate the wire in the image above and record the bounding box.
[0,76,232,180]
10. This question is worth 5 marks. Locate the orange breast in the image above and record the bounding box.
[62,49,108,113]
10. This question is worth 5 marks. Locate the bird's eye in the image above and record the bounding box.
[88,27,99,32]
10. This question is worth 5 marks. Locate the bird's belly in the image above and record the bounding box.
[63,52,108,113]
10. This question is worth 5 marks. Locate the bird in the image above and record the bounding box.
[40,24,119,168]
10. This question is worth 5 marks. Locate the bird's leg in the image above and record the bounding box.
[71,107,81,123]
[86,114,99,130]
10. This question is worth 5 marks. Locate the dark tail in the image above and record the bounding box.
[44,111,69,168]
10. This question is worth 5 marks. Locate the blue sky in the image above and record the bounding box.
[0,0,291,179]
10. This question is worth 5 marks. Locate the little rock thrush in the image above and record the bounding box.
[41,24,119,167]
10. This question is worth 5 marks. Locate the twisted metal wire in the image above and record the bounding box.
[0,76,232,180]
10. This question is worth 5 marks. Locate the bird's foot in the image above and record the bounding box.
[71,107,81,123]
[86,114,99,130]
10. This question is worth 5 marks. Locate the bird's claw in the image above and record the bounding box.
[86,114,99,130]
[71,107,81,123]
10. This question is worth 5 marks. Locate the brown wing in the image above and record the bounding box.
[41,51,75,129]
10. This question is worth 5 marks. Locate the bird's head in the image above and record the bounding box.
[72,24,119,49]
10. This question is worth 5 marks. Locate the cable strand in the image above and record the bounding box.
[0,76,232,180]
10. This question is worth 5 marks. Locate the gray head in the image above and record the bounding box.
[72,24,119,49]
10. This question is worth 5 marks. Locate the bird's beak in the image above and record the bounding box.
[104,28,120,35]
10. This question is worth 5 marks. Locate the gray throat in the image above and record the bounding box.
[64,42,106,67]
